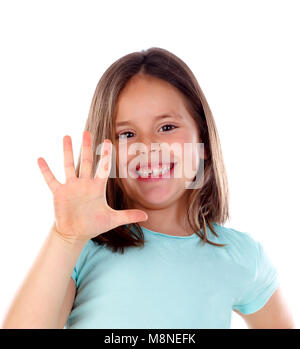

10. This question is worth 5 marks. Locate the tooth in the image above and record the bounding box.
[152,168,160,176]
[137,164,172,177]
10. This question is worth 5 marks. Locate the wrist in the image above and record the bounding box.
[49,223,88,251]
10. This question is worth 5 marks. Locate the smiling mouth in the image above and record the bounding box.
[136,162,176,179]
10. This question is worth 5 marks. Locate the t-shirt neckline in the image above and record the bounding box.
[140,226,198,239]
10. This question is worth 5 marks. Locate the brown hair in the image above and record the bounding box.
[74,47,230,253]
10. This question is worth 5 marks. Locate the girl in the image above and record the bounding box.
[2,47,295,329]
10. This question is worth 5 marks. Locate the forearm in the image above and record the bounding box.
[1,224,86,329]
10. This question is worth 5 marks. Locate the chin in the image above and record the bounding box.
[137,188,184,207]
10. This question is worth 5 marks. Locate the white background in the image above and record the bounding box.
[0,0,299,329]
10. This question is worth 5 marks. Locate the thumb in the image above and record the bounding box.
[115,209,148,227]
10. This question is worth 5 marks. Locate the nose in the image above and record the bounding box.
[140,142,161,154]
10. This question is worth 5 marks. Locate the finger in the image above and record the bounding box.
[94,139,112,182]
[63,135,76,181]
[79,130,93,179]
[112,209,148,228]
[37,157,61,193]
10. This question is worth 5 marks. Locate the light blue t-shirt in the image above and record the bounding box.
[65,223,279,329]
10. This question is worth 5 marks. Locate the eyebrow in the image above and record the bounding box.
[115,113,183,127]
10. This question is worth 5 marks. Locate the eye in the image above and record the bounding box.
[159,124,177,132]
[117,131,134,139]
[116,124,177,139]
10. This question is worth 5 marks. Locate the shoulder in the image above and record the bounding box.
[72,239,106,287]
[210,222,258,247]
[76,239,105,265]
[80,239,97,255]
[209,223,261,271]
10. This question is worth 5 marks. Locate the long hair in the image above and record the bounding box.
[74,47,230,253]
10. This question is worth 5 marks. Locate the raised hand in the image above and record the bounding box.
[37,131,148,245]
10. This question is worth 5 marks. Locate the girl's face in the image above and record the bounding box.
[113,74,204,209]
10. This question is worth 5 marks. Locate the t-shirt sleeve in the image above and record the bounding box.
[232,239,279,315]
